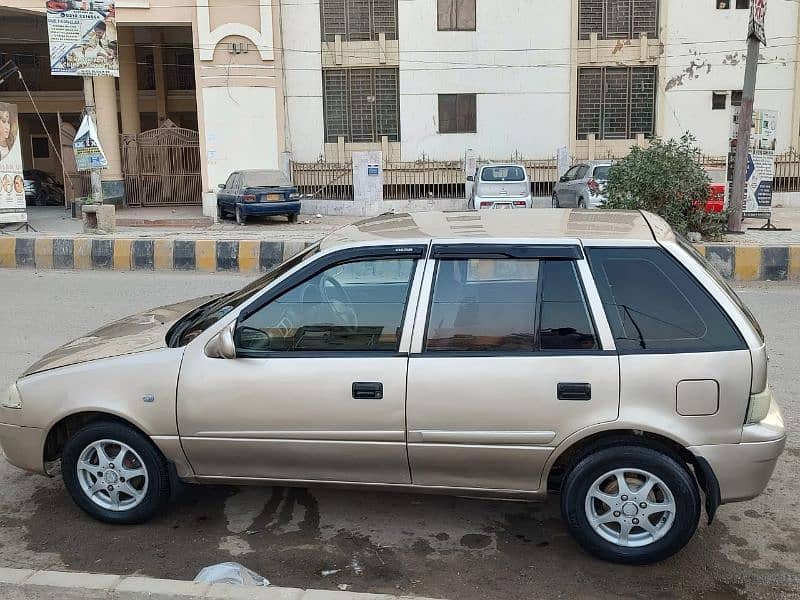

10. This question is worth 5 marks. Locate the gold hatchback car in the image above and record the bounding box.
[0,210,785,564]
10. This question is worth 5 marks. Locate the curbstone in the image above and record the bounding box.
[132,239,154,270]
[704,245,734,280]
[34,238,54,269]
[196,240,216,272]
[114,239,133,271]
[15,237,35,268]
[260,241,285,271]
[301,590,395,600]
[53,238,74,269]
[283,241,307,262]
[239,240,260,273]
[155,239,174,270]
[789,246,800,279]
[761,247,789,281]
[26,570,122,590]
[173,240,195,271]
[0,238,15,267]
[734,246,760,281]
[91,238,115,270]
[207,584,305,599]
[216,240,240,272]
[112,576,209,600]
[0,567,34,584]
[73,238,93,270]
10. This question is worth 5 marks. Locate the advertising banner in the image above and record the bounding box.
[47,1,118,77]
[728,107,776,218]
[73,113,108,171]
[0,102,27,224]
[749,0,767,45]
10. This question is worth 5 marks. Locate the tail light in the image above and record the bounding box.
[513,201,527,207]
[242,194,257,203]
[588,179,600,195]
[480,201,493,208]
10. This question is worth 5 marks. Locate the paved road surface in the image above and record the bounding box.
[0,271,798,600]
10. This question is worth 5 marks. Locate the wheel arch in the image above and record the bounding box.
[545,428,720,523]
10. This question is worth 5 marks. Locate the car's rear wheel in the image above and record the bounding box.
[577,197,586,209]
[560,446,700,565]
[235,205,246,226]
[62,421,171,524]
[288,213,298,223]
[552,193,560,208]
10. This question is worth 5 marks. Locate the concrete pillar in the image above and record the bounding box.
[92,75,124,204]
[152,29,168,124]
[117,26,140,135]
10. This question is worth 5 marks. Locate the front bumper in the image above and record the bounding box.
[240,201,301,216]
[0,422,46,475]
[689,394,786,503]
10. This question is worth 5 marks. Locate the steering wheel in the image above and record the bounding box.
[319,274,359,327]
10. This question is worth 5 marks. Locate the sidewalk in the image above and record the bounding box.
[0,567,437,600]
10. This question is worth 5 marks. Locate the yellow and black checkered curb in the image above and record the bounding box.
[0,237,312,273]
[1,236,799,280]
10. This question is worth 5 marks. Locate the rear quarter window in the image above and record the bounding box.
[587,247,746,353]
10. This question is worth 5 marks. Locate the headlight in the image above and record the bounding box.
[2,383,22,410]
[746,385,772,424]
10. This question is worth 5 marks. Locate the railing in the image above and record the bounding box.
[384,159,464,200]
[63,172,91,206]
[290,151,800,201]
[291,161,354,200]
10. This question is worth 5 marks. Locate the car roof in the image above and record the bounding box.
[320,210,672,250]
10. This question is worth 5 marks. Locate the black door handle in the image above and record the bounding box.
[352,382,383,400]
[558,382,591,401]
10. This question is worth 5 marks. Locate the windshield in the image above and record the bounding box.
[481,166,526,182]
[169,243,320,346]
[242,170,292,188]
[592,165,611,180]
[676,236,764,343]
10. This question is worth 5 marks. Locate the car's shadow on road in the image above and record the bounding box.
[16,477,786,600]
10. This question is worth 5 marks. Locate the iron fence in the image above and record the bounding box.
[384,159,463,200]
[291,160,354,200]
[775,149,800,193]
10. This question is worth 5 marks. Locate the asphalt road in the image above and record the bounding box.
[0,271,798,600]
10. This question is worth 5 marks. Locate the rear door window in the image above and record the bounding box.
[592,165,611,180]
[424,257,598,353]
[587,248,746,353]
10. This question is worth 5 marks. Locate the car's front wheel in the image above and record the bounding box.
[552,193,560,208]
[288,213,298,223]
[217,204,225,221]
[560,446,700,565]
[62,421,171,524]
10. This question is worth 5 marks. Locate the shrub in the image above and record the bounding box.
[602,134,726,239]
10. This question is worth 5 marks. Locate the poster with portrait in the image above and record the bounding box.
[728,107,776,218]
[47,1,118,77]
[0,102,27,224]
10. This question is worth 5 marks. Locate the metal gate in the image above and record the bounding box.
[121,127,202,206]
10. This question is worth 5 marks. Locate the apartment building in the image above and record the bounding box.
[0,0,798,204]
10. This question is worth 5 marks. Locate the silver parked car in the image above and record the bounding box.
[0,210,784,565]
[469,163,532,210]
[553,160,613,209]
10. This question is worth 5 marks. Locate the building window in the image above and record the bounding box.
[438,0,476,31]
[31,136,50,159]
[578,0,659,40]
[731,90,743,107]
[712,92,727,110]
[717,0,750,7]
[320,0,398,42]
[438,94,476,134]
[323,68,400,143]
[577,66,657,140]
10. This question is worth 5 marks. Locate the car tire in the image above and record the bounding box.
[217,204,225,221]
[62,420,171,525]
[235,205,246,226]
[552,193,560,208]
[560,445,700,565]
[577,197,586,209]
[288,213,298,223]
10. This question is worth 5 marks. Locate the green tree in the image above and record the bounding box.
[602,133,725,238]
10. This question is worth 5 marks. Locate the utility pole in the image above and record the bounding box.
[82,76,104,204]
[729,0,768,233]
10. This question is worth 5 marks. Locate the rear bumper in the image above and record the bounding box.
[240,201,301,216]
[475,195,533,209]
[0,422,46,475]
[689,437,786,503]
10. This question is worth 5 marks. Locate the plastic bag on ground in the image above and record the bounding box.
[194,562,270,586]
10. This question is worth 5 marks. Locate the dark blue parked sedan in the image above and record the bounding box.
[217,170,302,225]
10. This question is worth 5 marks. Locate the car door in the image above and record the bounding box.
[406,243,619,492]
[571,165,590,207]
[218,173,238,211]
[557,166,580,205]
[177,245,426,484]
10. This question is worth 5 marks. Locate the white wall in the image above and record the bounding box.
[662,0,799,154]
[398,0,571,160]
[281,0,325,162]
[201,86,280,187]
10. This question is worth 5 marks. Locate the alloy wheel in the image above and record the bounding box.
[76,439,149,512]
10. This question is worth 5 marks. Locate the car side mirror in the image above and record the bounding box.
[205,323,237,359]
[466,175,475,182]
[217,183,225,189]
[559,175,569,183]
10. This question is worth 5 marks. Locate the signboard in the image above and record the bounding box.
[47,1,118,77]
[729,107,776,217]
[749,0,767,45]
[367,164,380,176]
[0,102,27,224]
[73,113,108,171]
